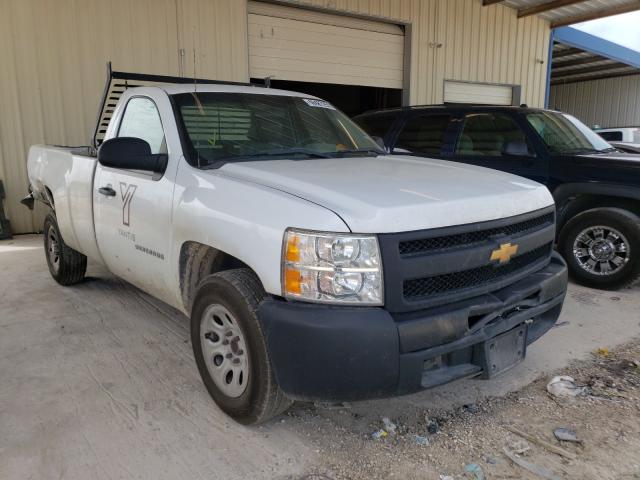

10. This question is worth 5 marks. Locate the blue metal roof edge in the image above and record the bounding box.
[554,26,640,69]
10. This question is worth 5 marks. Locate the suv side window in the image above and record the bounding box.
[456,113,534,157]
[118,97,166,154]
[395,114,452,155]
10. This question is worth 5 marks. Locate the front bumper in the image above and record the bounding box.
[258,252,568,402]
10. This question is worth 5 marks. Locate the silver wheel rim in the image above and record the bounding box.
[200,304,249,398]
[47,227,61,274]
[573,225,630,276]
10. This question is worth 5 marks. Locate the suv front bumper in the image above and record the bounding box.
[258,253,568,402]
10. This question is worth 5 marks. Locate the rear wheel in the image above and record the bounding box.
[190,269,292,424]
[43,213,87,286]
[558,208,640,290]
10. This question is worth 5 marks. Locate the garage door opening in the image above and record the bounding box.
[253,78,401,116]
[248,1,405,117]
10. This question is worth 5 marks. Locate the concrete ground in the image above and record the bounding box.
[1,234,639,480]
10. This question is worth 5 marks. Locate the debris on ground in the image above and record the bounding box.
[413,434,429,446]
[463,462,485,480]
[503,447,562,480]
[426,416,439,434]
[595,347,610,357]
[504,425,576,460]
[371,429,388,440]
[381,417,397,436]
[463,403,479,414]
[546,375,589,397]
[553,427,582,444]
[508,439,531,455]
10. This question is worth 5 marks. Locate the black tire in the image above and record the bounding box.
[43,213,87,286]
[190,268,292,424]
[558,207,640,290]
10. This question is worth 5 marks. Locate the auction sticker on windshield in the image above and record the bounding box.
[303,98,335,109]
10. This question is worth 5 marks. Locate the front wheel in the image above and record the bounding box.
[190,269,292,424]
[558,208,640,290]
[43,213,87,286]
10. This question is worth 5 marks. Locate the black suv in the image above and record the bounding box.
[354,105,640,290]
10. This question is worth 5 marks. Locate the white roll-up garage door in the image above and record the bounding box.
[444,81,515,105]
[248,2,404,89]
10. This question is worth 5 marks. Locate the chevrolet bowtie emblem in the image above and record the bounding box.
[490,243,519,264]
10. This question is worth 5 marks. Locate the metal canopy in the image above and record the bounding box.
[550,27,640,85]
[483,0,640,28]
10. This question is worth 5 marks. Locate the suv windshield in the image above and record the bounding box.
[526,111,613,154]
[172,92,383,168]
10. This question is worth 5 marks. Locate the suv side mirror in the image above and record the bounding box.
[98,137,167,173]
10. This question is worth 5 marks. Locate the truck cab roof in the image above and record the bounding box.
[158,83,318,98]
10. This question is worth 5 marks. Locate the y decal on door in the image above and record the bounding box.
[120,182,137,226]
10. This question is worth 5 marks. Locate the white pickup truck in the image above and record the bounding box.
[24,71,568,424]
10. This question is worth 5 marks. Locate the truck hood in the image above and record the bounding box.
[217,155,553,233]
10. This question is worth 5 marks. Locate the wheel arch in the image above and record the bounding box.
[178,241,258,314]
[553,183,640,231]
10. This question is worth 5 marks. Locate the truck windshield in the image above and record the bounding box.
[172,92,383,168]
[526,111,614,155]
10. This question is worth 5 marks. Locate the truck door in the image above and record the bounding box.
[93,95,175,301]
[449,112,548,185]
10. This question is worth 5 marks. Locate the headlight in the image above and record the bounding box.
[282,229,383,305]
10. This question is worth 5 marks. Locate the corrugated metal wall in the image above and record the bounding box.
[0,0,248,234]
[286,0,550,107]
[0,0,550,234]
[550,75,640,128]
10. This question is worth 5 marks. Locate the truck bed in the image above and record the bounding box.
[27,145,104,264]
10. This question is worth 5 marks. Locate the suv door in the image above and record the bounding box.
[449,111,548,184]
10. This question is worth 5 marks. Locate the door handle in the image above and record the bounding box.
[98,186,116,197]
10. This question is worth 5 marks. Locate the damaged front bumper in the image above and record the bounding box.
[258,252,568,402]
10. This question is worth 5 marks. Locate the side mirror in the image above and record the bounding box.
[98,137,166,173]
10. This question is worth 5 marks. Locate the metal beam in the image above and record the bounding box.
[554,27,640,69]
[551,71,640,85]
[551,62,632,79]
[552,46,583,59]
[551,3,640,28]
[518,0,588,18]
[552,55,604,69]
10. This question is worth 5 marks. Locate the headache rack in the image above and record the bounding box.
[92,62,258,150]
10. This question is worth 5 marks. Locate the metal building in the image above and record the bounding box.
[549,26,640,129]
[1,0,638,233]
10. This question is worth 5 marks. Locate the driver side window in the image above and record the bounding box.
[456,113,534,157]
[118,97,166,154]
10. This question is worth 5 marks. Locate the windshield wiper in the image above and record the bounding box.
[208,148,333,165]
[333,148,382,157]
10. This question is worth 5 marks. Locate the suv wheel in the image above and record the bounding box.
[190,269,292,424]
[558,208,640,290]
[43,213,87,285]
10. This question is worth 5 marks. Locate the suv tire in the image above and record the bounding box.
[558,207,640,290]
[43,213,87,286]
[190,268,292,424]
